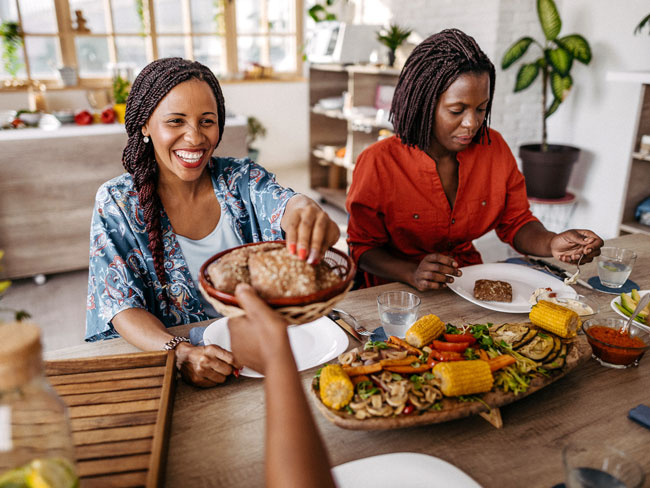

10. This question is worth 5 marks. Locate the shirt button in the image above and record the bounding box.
[413,214,419,219]
[451,218,455,224]
[481,200,487,206]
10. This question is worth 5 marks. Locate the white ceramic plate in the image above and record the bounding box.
[447,262,575,313]
[202,316,348,378]
[610,289,650,325]
[332,452,480,488]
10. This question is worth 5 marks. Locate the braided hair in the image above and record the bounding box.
[122,57,226,297]
[390,28,495,152]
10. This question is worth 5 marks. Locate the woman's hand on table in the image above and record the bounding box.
[282,195,340,265]
[228,283,293,374]
[550,229,604,264]
[174,342,241,388]
[412,253,462,291]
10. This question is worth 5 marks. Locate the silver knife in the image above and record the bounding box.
[531,258,594,290]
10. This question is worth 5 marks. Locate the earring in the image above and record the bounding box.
[143,136,150,143]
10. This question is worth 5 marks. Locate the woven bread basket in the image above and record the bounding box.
[199,242,355,324]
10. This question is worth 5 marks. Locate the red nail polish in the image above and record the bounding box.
[298,248,307,260]
[288,243,296,254]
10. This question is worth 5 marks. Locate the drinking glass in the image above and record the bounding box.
[377,291,421,338]
[562,442,645,488]
[596,247,636,288]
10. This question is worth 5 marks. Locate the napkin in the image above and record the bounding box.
[189,326,208,346]
[369,326,388,342]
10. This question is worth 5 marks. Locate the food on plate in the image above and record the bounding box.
[314,317,576,420]
[529,287,553,305]
[529,300,581,339]
[207,243,341,298]
[473,279,512,302]
[616,289,649,324]
[537,291,595,316]
[405,314,445,348]
[319,364,354,410]
[433,360,494,396]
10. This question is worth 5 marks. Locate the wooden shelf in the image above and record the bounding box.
[632,152,650,162]
[315,186,347,210]
[312,148,350,169]
[620,221,650,236]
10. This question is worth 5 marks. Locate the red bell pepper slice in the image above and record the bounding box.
[432,340,470,353]
[430,349,464,361]
[443,333,477,345]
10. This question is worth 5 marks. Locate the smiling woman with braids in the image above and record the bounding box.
[86,58,339,387]
[346,29,603,290]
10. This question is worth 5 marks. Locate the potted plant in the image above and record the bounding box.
[0,21,23,79]
[634,13,650,34]
[376,23,412,68]
[247,116,267,162]
[112,74,130,124]
[501,0,592,199]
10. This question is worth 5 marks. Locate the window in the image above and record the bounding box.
[0,0,303,87]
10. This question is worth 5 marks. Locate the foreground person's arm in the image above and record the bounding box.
[228,284,335,488]
[112,308,239,387]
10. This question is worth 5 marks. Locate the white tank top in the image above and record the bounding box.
[175,213,243,318]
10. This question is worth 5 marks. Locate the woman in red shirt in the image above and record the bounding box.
[346,29,603,290]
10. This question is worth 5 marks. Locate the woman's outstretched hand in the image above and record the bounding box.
[282,195,340,265]
[411,253,462,291]
[550,229,604,264]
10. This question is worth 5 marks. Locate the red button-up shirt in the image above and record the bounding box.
[346,130,538,287]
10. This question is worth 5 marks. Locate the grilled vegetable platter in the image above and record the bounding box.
[310,301,591,430]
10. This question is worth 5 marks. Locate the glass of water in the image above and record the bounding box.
[377,291,421,338]
[562,441,645,488]
[596,247,636,288]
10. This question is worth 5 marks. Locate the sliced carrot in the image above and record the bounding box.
[384,364,431,374]
[351,374,370,386]
[387,336,422,356]
[379,355,419,367]
[342,363,383,376]
[488,354,516,372]
[478,349,489,361]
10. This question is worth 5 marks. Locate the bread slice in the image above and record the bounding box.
[473,279,512,302]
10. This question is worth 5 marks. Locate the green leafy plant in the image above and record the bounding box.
[0,21,23,78]
[308,0,339,22]
[376,23,412,67]
[112,75,131,104]
[501,0,592,150]
[635,13,650,35]
[0,250,30,322]
[246,116,267,149]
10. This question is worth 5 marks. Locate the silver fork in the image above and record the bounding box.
[564,253,584,286]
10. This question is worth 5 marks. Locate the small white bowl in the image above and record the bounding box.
[537,290,599,317]
[0,109,16,127]
[18,112,42,125]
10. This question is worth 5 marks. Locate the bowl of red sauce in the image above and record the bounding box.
[582,318,650,369]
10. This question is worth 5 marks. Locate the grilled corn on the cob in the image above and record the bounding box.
[529,300,581,338]
[319,364,354,410]
[433,360,494,397]
[405,314,445,348]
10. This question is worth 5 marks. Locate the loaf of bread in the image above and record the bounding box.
[473,279,513,303]
[207,243,341,298]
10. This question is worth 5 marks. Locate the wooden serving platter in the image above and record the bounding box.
[310,335,592,430]
[45,351,176,488]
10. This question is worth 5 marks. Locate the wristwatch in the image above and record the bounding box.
[163,336,190,351]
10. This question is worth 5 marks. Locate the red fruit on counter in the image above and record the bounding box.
[74,110,93,125]
[100,107,116,124]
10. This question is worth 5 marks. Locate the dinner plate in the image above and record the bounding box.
[610,289,650,325]
[202,315,348,378]
[447,263,575,313]
[331,452,481,488]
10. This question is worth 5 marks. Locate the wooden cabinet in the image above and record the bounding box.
[309,64,400,210]
[609,72,650,236]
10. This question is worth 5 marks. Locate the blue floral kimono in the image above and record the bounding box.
[86,157,295,341]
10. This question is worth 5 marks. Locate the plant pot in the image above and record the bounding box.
[247,148,259,162]
[387,50,396,68]
[113,103,126,124]
[519,144,580,199]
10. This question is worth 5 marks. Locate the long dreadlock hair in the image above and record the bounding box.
[390,28,496,152]
[122,57,226,301]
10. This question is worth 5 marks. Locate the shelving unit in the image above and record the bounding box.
[309,64,400,210]
[610,72,650,236]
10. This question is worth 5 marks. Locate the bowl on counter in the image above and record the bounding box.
[0,109,16,128]
[18,112,42,125]
[536,290,599,317]
[582,318,650,369]
[53,110,75,124]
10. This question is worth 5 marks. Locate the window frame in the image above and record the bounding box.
[1,0,304,89]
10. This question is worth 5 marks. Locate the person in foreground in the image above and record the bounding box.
[228,284,336,488]
[346,29,603,290]
[86,58,339,387]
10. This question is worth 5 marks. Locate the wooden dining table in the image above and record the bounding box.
[46,233,650,487]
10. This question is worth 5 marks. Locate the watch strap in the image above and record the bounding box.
[163,336,190,351]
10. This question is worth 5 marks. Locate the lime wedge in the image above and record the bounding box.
[602,264,619,272]
[25,459,77,488]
